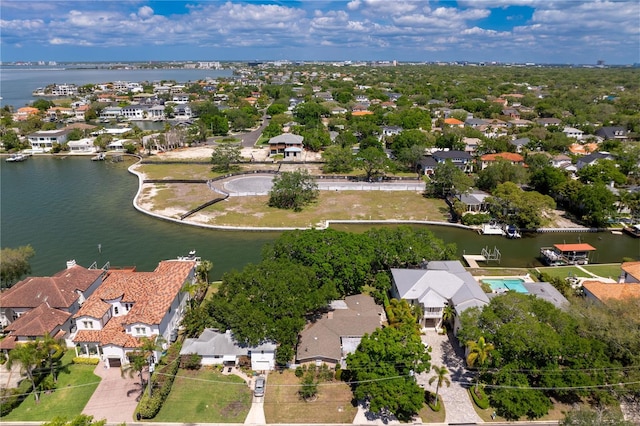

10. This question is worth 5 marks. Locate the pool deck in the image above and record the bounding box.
[474,274,536,283]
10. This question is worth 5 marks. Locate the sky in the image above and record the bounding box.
[1,0,639,65]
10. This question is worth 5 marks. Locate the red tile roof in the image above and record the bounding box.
[480,152,524,162]
[582,280,640,302]
[621,261,640,282]
[444,118,464,125]
[0,265,105,310]
[553,243,596,252]
[74,260,195,347]
[5,303,71,337]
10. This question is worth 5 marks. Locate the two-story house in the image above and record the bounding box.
[432,150,473,173]
[27,129,71,153]
[0,260,107,352]
[72,259,196,367]
[390,261,489,333]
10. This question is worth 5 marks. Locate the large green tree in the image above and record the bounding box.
[210,142,242,173]
[424,160,473,198]
[1,245,35,289]
[486,182,555,229]
[346,326,430,420]
[357,147,391,181]
[268,170,319,212]
[322,145,355,173]
[476,160,528,192]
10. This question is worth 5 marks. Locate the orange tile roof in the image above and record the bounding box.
[554,243,596,252]
[480,152,524,162]
[582,280,640,302]
[0,265,105,309]
[622,261,640,281]
[74,260,195,347]
[5,303,71,337]
[568,143,599,155]
[444,118,464,125]
[351,110,373,116]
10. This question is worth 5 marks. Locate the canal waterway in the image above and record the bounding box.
[1,157,638,279]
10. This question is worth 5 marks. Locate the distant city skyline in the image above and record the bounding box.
[1,1,639,65]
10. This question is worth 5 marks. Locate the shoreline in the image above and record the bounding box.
[127,157,622,234]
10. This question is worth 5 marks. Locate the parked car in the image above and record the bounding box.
[254,376,265,397]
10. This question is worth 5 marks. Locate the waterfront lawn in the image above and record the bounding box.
[468,267,531,277]
[264,370,356,424]
[151,368,251,423]
[535,266,585,280]
[136,163,215,180]
[199,192,449,228]
[582,263,622,280]
[3,352,101,421]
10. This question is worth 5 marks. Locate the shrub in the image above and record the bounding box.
[295,366,304,378]
[135,343,181,419]
[461,213,492,226]
[180,353,202,370]
[1,378,33,416]
[425,391,442,412]
[470,386,490,409]
[72,357,100,365]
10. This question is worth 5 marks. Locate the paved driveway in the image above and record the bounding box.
[417,331,484,424]
[82,361,140,423]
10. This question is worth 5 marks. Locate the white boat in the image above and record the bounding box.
[504,224,522,239]
[5,153,28,162]
[91,152,106,161]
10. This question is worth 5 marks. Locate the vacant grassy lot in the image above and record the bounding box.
[135,163,215,180]
[264,370,356,424]
[151,368,251,423]
[2,352,101,421]
[189,191,449,228]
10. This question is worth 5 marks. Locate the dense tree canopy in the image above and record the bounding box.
[210,143,241,172]
[424,160,473,198]
[458,292,627,420]
[486,182,556,229]
[1,245,35,289]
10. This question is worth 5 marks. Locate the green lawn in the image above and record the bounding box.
[2,352,101,421]
[151,368,251,423]
[535,266,586,280]
[264,370,356,424]
[582,263,622,280]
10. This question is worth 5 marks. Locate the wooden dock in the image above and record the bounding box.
[463,255,486,268]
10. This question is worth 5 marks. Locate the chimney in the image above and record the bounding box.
[66,259,77,269]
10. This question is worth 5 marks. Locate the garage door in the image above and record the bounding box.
[108,358,121,368]
[252,360,271,371]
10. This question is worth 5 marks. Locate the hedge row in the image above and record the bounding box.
[135,343,182,419]
[461,213,492,226]
[469,386,490,409]
[72,357,100,365]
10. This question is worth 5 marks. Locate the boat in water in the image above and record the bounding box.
[480,222,506,236]
[623,224,640,238]
[5,153,28,162]
[91,152,106,161]
[504,224,522,239]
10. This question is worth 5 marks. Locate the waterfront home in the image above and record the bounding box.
[390,261,489,333]
[0,260,107,352]
[455,189,491,213]
[13,107,40,121]
[181,329,277,371]
[27,129,71,152]
[67,138,97,153]
[72,259,196,367]
[121,105,149,120]
[100,106,123,120]
[582,262,640,304]
[296,294,384,367]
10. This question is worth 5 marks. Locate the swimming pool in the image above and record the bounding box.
[483,278,529,294]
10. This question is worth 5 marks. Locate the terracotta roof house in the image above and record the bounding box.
[390,261,489,333]
[582,281,640,304]
[479,152,525,170]
[0,261,107,351]
[73,259,196,368]
[0,304,72,352]
[181,329,277,371]
[444,118,464,127]
[621,261,640,283]
[296,294,384,366]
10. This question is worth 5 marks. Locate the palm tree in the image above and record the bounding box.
[120,351,148,400]
[37,335,65,383]
[7,341,43,402]
[466,336,495,392]
[121,335,166,399]
[428,365,450,406]
[442,304,456,330]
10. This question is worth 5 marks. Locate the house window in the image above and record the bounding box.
[125,303,132,311]
[114,306,119,315]
[135,327,146,335]
[83,321,93,329]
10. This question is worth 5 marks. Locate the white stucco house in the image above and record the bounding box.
[181,328,277,371]
[27,129,70,153]
[390,261,489,333]
[73,259,197,368]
